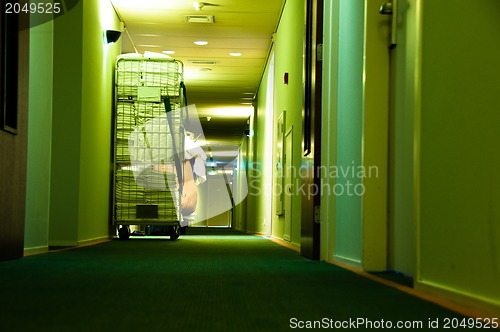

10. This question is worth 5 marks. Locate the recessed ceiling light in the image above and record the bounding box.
[229,52,242,57]
[162,50,175,54]
[194,40,208,46]
[189,60,218,65]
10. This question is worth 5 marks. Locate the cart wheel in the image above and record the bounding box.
[118,226,130,240]
[169,226,180,241]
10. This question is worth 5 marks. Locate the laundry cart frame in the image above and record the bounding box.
[112,55,187,240]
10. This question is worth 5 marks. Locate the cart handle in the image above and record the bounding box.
[163,97,184,196]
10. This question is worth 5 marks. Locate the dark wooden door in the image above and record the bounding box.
[0,11,30,261]
[301,0,323,260]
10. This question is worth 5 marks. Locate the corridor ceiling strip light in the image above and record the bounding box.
[194,40,208,46]
[229,52,242,57]
[185,15,214,23]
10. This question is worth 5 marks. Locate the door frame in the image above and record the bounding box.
[284,126,293,242]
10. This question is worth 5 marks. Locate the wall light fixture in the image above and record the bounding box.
[106,30,121,44]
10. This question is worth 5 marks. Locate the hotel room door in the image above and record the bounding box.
[301,0,323,260]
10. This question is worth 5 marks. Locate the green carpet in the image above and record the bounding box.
[0,230,483,331]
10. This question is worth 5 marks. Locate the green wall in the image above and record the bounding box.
[418,0,500,308]
[26,0,121,247]
[321,0,389,270]
[244,107,257,233]
[334,0,364,264]
[243,0,304,246]
[233,136,248,231]
[49,2,84,246]
[272,0,304,246]
[251,56,272,235]
[387,0,420,277]
[25,19,54,252]
[320,0,340,262]
[320,0,500,313]
[78,0,121,242]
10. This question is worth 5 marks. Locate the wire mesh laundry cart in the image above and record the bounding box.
[113,55,187,240]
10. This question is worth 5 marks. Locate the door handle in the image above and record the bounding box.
[379,3,393,14]
[379,0,398,48]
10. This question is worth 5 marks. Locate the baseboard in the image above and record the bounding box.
[23,246,49,256]
[415,280,500,319]
[333,255,363,270]
[268,235,300,253]
[77,236,111,247]
[325,259,499,321]
[47,237,110,252]
[49,240,79,247]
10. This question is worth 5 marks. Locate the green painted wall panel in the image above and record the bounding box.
[334,0,364,263]
[419,0,500,305]
[387,0,420,276]
[320,0,340,261]
[247,0,304,244]
[49,2,83,246]
[245,109,257,233]
[78,0,121,242]
[233,136,249,231]
[25,20,54,251]
[272,0,304,246]
[252,59,271,235]
[47,0,120,245]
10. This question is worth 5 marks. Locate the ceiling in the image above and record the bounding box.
[110,0,285,165]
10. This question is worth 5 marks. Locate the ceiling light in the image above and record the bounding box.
[185,15,214,23]
[194,40,208,46]
[189,60,217,65]
[229,52,242,57]
[144,51,170,59]
[162,50,175,54]
[201,106,253,118]
[199,68,212,72]
[211,151,239,157]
